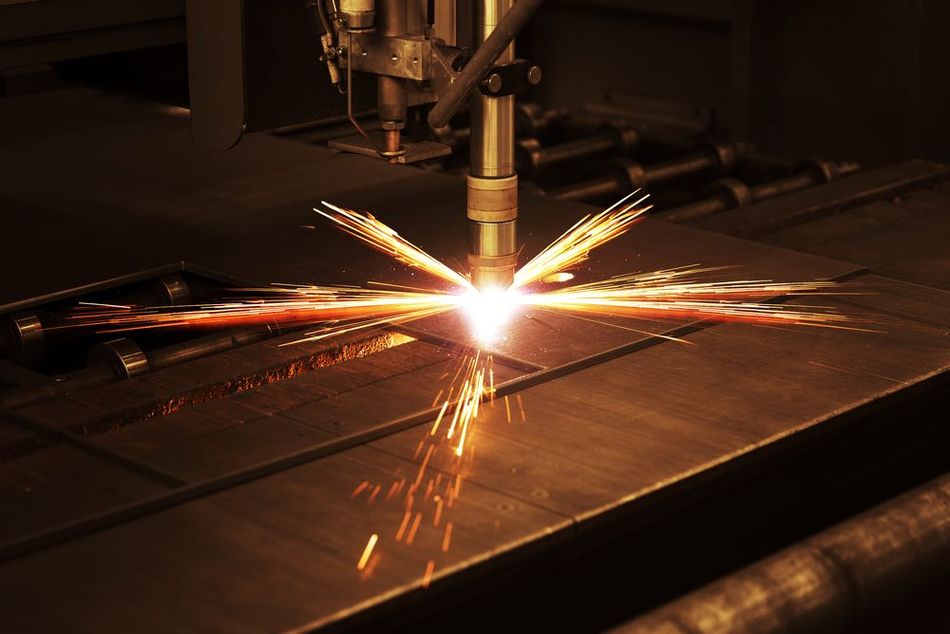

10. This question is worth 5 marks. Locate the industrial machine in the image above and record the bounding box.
[1,2,949,633]
[189,0,543,291]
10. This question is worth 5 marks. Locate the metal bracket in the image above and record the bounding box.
[329,132,452,164]
[343,33,432,81]
[478,59,542,97]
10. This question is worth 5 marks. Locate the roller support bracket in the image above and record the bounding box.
[479,59,542,97]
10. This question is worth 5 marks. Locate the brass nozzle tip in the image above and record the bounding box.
[468,251,517,291]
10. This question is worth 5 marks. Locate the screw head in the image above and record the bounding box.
[527,65,542,85]
[485,73,503,93]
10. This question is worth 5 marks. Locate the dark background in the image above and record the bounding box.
[2,0,948,167]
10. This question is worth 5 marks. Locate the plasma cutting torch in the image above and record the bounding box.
[308,0,543,290]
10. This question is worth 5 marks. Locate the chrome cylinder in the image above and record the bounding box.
[469,0,517,290]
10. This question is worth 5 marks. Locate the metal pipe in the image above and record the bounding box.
[376,0,409,161]
[467,0,518,290]
[427,0,544,129]
[0,325,280,410]
[613,473,950,634]
[518,124,638,176]
[662,162,860,223]
[548,150,727,202]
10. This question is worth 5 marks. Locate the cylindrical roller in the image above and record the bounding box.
[614,474,950,634]
[3,312,45,368]
[158,273,192,306]
[518,124,638,177]
[89,338,150,379]
[468,0,517,291]
[547,143,742,203]
[0,324,282,409]
[661,160,860,223]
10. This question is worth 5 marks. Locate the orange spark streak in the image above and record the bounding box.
[430,400,450,436]
[316,201,471,289]
[406,512,423,545]
[415,445,435,486]
[422,560,435,589]
[442,522,454,553]
[367,484,381,505]
[42,193,864,583]
[360,553,381,580]
[357,534,378,571]
[513,190,651,289]
[350,481,369,499]
[395,511,412,541]
[386,480,401,501]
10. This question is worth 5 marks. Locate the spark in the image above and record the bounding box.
[441,522,453,553]
[457,286,520,344]
[350,480,369,499]
[513,189,651,289]
[315,201,471,290]
[519,267,854,329]
[78,301,131,310]
[49,191,863,584]
[57,284,464,345]
[541,272,575,284]
[406,512,423,545]
[422,560,435,589]
[395,510,412,542]
[357,533,378,571]
[57,191,851,346]
[367,484,382,505]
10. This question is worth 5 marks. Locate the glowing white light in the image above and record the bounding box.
[458,286,521,344]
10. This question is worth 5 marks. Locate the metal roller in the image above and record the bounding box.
[614,473,950,634]
[517,122,639,177]
[0,323,283,409]
[547,143,745,202]
[89,338,150,379]
[158,273,192,306]
[2,312,45,368]
[661,159,860,223]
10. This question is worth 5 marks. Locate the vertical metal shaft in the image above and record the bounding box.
[468,0,517,290]
[377,0,408,161]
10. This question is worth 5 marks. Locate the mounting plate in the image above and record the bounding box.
[329,132,452,164]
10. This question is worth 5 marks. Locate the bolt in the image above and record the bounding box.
[484,73,503,93]
[527,65,542,85]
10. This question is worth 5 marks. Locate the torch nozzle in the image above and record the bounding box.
[467,175,518,291]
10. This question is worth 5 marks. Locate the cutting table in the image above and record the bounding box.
[0,90,948,633]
